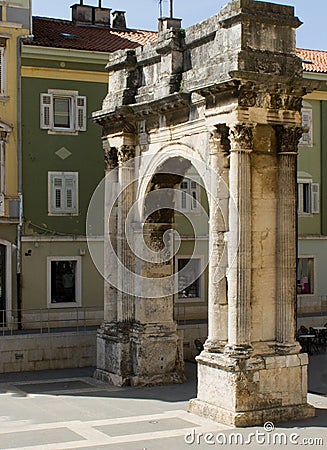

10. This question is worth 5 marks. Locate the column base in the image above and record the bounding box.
[189,351,315,427]
[95,321,185,387]
[189,399,315,428]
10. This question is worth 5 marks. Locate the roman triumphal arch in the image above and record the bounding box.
[90,0,316,426]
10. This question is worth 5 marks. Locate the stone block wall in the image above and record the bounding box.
[0,331,96,373]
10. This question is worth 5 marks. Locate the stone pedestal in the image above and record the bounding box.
[189,352,314,427]
[95,321,184,386]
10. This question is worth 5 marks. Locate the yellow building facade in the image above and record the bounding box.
[0,0,31,326]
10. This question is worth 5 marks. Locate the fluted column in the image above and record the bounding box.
[276,126,302,347]
[117,145,135,322]
[205,125,230,353]
[103,140,118,322]
[225,124,253,358]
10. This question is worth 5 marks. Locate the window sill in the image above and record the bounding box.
[47,130,79,136]
[175,296,204,304]
[48,301,82,308]
[48,212,79,216]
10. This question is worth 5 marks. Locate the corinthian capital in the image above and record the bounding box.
[229,124,254,151]
[117,145,135,164]
[103,139,118,171]
[275,126,303,153]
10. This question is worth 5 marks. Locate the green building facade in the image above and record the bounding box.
[297,49,327,327]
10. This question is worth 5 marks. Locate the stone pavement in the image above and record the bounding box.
[0,358,326,450]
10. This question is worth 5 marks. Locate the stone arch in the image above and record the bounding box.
[94,0,315,427]
[136,142,210,221]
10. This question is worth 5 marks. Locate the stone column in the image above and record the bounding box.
[117,145,135,323]
[103,140,118,322]
[225,124,253,357]
[205,125,230,353]
[276,126,302,349]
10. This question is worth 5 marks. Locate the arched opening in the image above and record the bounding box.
[142,156,210,361]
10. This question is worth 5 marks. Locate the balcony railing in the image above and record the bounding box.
[0,306,104,335]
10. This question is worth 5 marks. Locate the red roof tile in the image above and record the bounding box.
[29,17,157,53]
[297,48,327,74]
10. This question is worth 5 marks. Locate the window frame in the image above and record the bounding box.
[0,46,6,97]
[299,108,313,147]
[47,256,82,308]
[297,256,316,297]
[177,177,200,213]
[175,255,204,303]
[40,89,87,134]
[48,171,79,216]
[297,178,320,215]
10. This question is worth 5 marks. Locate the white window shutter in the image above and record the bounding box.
[180,180,189,210]
[75,96,87,131]
[53,176,63,210]
[190,180,198,210]
[64,176,76,210]
[0,48,5,95]
[40,94,53,129]
[311,183,320,214]
[300,109,312,146]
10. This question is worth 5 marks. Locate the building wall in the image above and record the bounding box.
[297,90,327,322]
[21,76,107,236]
[0,0,31,322]
[20,48,108,320]
[298,99,321,236]
[21,239,103,313]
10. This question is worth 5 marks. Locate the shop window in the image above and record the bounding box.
[177,257,201,299]
[297,257,314,295]
[47,257,81,306]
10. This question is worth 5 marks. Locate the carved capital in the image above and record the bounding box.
[239,82,257,108]
[275,125,303,153]
[103,139,118,171]
[229,124,254,151]
[210,124,230,153]
[117,145,135,164]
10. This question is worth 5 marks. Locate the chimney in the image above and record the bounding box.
[94,6,111,27]
[71,2,111,28]
[72,3,93,25]
[112,11,127,30]
[158,17,182,33]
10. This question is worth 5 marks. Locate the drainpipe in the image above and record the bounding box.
[17,34,33,329]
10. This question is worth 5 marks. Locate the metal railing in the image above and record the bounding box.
[0,306,104,336]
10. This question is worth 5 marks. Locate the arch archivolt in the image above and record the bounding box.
[136,141,212,219]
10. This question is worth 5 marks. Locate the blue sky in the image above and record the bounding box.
[32,0,326,50]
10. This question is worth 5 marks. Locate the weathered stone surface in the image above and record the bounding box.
[93,0,315,425]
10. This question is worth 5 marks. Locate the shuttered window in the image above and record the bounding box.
[297,180,320,215]
[48,172,78,215]
[40,91,87,133]
[178,178,200,212]
[299,108,313,146]
[0,47,5,96]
